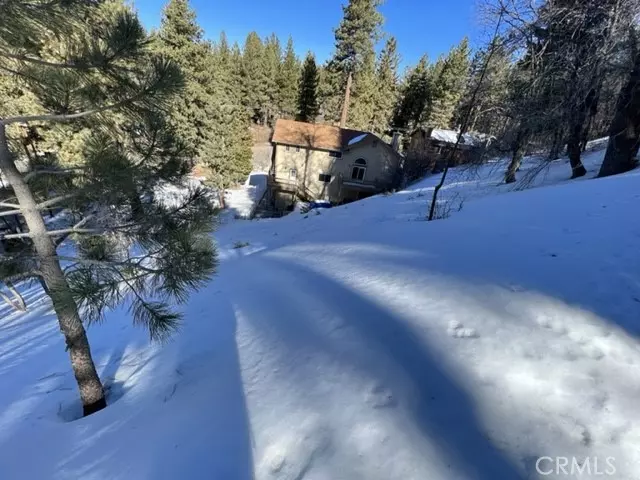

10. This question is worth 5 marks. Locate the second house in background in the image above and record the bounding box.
[268,119,403,211]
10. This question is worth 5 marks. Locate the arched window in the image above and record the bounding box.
[352,158,367,181]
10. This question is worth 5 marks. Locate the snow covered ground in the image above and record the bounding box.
[2,148,640,479]
[223,172,269,220]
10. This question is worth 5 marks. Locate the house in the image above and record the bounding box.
[267,119,403,211]
[404,127,490,180]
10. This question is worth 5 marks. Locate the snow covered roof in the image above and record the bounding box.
[429,129,488,146]
[348,133,369,146]
[271,119,369,151]
[414,128,490,148]
[430,129,462,144]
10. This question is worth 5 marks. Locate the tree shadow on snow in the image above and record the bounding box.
[64,292,254,480]
[335,233,640,340]
[0,286,255,480]
[228,253,525,479]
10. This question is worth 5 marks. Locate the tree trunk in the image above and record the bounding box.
[581,114,594,152]
[0,124,105,416]
[506,128,530,184]
[567,120,588,178]
[548,127,565,160]
[565,66,595,178]
[582,78,603,152]
[505,144,525,184]
[598,47,640,177]
[339,71,353,128]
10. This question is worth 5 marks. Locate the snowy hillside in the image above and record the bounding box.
[2,149,640,479]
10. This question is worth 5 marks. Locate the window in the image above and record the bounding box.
[318,173,332,183]
[329,151,342,158]
[296,146,301,153]
[286,145,290,151]
[433,145,442,155]
[351,159,367,181]
[289,168,297,180]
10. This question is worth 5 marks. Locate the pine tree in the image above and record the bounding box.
[428,38,471,128]
[156,0,216,162]
[328,0,384,127]
[318,64,344,123]
[392,55,433,130]
[241,32,269,123]
[231,41,243,73]
[200,33,252,194]
[0,0,216,416]
[455,39,511,136]
[263,33,283,124]
[370,36,400,135]
[297,53,320,123]
[349,51,378,130]
[278,37,301,119]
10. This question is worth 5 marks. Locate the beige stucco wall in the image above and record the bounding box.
[341,138,400,185]
[272,136,401,202]
[273,144,337,199]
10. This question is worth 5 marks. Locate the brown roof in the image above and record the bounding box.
[271,119,369,151]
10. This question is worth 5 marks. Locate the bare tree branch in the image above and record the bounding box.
[428,11,505,221]
[37,193,77,209]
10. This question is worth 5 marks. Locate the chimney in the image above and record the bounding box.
[391,131,402,152]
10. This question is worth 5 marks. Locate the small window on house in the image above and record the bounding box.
[286,145,290,151]
[351,159,367,181]
[329,151,342,158]
[318,173,332,183]
[289,168,297,180]
[296,146,301,152]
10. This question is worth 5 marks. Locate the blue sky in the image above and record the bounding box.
[133,0,481,70]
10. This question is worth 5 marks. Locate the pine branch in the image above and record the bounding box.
[0,290,23,312]
[2,227,99,240]
[0,51,92,70]
[24,167,86,183]
[54,214,95,247]
[0,97,138,126]
[59,256,162,275]
[0,209,23,217]
[0,192,81,217]
[37,193,77,209]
